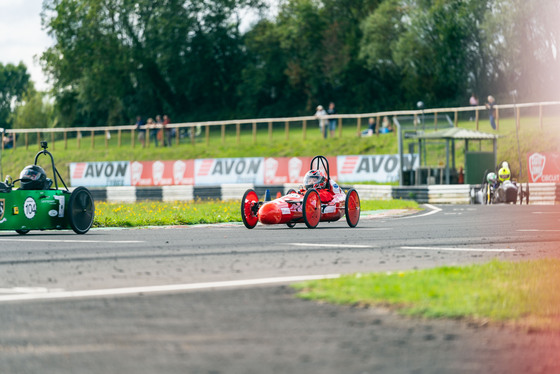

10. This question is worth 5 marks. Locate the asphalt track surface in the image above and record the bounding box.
[1,204,560,373]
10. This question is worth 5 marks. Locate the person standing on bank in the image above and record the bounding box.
[315,105,327,139]
[485,95,497,130]
[326,102,337,138]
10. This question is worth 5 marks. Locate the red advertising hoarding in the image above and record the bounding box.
[130,160,195,186]
[527,153,560,183]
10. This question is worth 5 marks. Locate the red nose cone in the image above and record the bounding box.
[258,202,282,224]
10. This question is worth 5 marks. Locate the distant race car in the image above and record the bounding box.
[477,162,529,205]
[241,155,360,229]
[0,142,95,235]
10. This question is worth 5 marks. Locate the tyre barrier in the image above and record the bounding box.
[87,183,560,205]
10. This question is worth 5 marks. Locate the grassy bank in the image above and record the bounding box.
[93,198,420,227]
[293,259,560,331]
[2,116,558,183]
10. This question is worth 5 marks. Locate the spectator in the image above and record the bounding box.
[469,93,479,121]
[3,134,14,149]
[485,95,497,130]
[360,117,376,137]
[314,105,327,139]
[326,102,337,138]
[163,114,173,146]
[135,116,146,147]
[379,117,393,133]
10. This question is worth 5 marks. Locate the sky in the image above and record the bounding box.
[0,0,53,91]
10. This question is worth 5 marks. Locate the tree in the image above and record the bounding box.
[0,62,31,129]
[10,87,55,130]
[41,0,264,126]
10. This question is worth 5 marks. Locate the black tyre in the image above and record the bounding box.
[241,189,259,229]
[69,187,95,234]
[16,229,30,235]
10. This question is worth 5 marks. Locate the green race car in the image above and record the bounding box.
[0,142,94,235]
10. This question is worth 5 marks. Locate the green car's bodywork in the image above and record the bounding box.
[1,189,72,231]
[0,142,94,235]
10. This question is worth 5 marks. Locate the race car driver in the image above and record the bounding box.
[19,165,52,190]
[303,169,335,203]
[497,162,511,183]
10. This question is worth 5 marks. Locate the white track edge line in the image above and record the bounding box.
[399,204,442,219]
[0,274,341,303]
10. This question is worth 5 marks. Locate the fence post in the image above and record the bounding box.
[191,126,196,146]
[376,116,381,136]
[338,117,342,138]
[117,129,121,147]
[454,111,458,127]
[414,113,418,130]
[496,107,500,130]
[252,122,257,144]
[91,130,94,148]
[221,124,225,144]
[25,133,28,150]
[475,109,479,130]
[146,127,150,147]
[236,122,240,145]
[51,132,55,150]
[131,129,135,148]
[268,121,272,142]
[37,132,40,148]
[357,117,361,135]
[205,125,210,146]
[434,113,438,130]
[64,131,67,150]
[516,107,520,129]
[539,104,542,130]
[77,131,81,148]
[285,121,289,140]
[105,130,109,148]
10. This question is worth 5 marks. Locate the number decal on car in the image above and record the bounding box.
[54,195,65,217]
[24,197,37,219]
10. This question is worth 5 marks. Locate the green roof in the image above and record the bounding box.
[411,127,499,140]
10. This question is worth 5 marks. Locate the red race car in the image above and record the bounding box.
[241,156,360,229]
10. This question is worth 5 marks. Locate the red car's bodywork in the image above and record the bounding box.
[241,156,360,229]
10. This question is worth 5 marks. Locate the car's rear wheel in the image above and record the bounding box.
[345,188,360,227]
[16,229,30,235]
[69,187,95,234]
[241,189,259,229]
[302,189,320,229]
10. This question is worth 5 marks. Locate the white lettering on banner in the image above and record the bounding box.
[69,162,131,187]
[195,158,264,185]
[527,152,560,183]
[338,154,419,183]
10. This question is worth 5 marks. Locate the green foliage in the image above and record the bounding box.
[10,88,55,130]
[293,259,560,330]
[94,200,241,226]
[0,62,31,129]
[33,0,559,128]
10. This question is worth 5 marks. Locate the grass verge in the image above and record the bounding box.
[292,259,560,331]
[93,198,419,227]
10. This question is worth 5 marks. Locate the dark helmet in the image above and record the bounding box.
[19,165,49,190]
